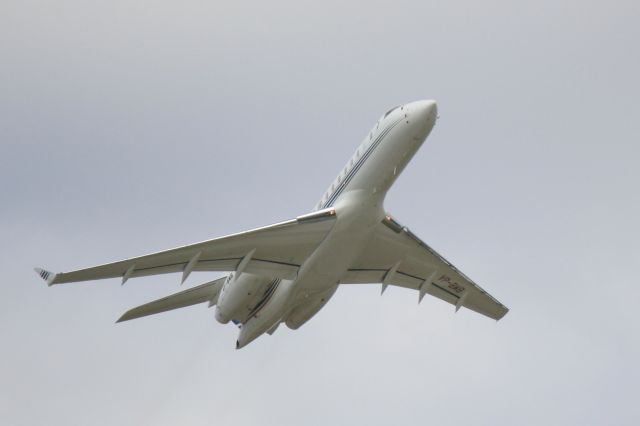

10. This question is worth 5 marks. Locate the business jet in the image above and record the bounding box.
[35,100,508,349]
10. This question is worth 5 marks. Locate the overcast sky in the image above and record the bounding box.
[2,1,639,425]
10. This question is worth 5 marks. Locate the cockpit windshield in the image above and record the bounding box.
[383,105,400,118]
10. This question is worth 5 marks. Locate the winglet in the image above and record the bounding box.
[34,267,57,286]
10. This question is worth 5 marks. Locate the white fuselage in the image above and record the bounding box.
[229,100,438,348]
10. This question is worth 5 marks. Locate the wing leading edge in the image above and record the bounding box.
[341,214,509,320]
[35,208,337,286]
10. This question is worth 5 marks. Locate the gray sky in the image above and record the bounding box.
[2,1,639,425]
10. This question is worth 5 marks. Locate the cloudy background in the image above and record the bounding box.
[2,1,639,425]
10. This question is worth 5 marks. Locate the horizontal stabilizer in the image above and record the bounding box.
[117,276,227,323]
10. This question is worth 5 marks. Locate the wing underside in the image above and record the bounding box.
[341,214,509,320]
[35,208,337,286]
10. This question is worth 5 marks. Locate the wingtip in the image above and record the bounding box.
[115,313,130,323]
[496,307,510,321]
[116,309,137,323]
[34,267,57,286]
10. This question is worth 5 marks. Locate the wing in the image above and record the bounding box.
[35,208,336,286]
[341,214,509,320]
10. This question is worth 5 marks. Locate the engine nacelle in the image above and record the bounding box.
[237,278,296,349]
[215,273,271,324]
[284,285,338,330]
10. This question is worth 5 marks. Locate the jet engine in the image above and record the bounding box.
[284,285,338,330]
[215,273,272,324]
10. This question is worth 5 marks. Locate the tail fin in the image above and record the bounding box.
[117,276,227,323]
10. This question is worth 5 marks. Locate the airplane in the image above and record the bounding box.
[35,99,508,349]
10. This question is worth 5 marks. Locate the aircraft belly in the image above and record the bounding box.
[285,284,338,329]
[296,201,382,294]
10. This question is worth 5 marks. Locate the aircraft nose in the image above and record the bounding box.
[410,100,437,137]
[415,100,437,121]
